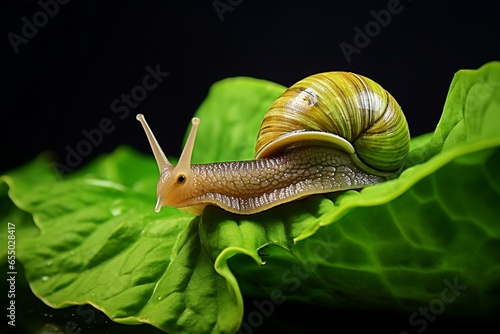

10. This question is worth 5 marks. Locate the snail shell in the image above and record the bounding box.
[256,72,409,175]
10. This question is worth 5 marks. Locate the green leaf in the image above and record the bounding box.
[1,148,243,333]
[2,62,500,333]
[0,153,53,260]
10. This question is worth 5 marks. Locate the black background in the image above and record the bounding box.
[1,0,499,333]
[2,0,499,173]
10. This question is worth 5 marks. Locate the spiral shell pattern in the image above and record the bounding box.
[255,72,410,174]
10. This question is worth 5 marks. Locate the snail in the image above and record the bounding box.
[136,71,410,215]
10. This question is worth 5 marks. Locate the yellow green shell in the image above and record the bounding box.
[255,72,410,175]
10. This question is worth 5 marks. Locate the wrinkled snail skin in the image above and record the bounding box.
[137,71,410,216]
[160,146,385,215]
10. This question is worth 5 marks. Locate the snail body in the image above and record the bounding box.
[137,72,410,215]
